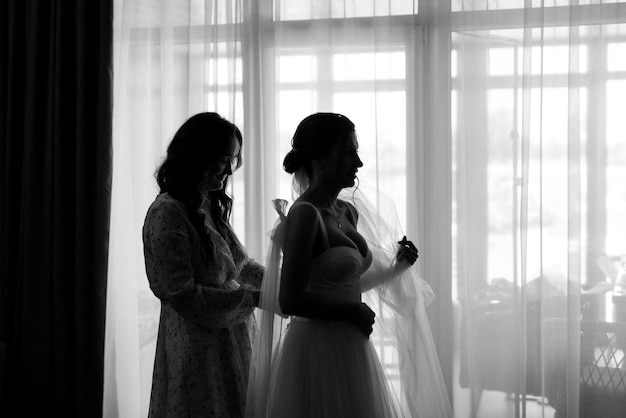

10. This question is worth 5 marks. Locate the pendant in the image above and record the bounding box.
[329,206,342,228]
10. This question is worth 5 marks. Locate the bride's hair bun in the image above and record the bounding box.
[283,148,304,174]
[283,113,355,177]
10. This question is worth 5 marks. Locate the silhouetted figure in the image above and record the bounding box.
[247,113,438,418]
[143,112,263,418]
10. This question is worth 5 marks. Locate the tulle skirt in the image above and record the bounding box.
[267,317,400,418]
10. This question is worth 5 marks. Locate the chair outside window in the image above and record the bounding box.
[579,321,626,417]
[544,319,626,418]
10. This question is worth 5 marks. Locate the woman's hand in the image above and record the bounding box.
[396,236,418,267]
[251,290,261,307]
[350,303,376,337]
[242,284,261,307]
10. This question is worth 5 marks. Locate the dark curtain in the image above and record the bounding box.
[0,0,113,416]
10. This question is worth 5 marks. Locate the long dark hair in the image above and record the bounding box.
[156,112,244,256]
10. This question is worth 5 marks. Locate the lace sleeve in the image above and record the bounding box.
[143,197,256,327]
[237,259,264,289]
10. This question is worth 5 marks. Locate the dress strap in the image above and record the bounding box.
[289,201,330,250]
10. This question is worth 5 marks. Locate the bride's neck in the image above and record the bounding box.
[300,186,340,209]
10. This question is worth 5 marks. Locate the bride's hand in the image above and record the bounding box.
[396,236,418,268]
[350,303,376,337]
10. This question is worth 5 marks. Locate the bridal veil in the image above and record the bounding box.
[246,183,453,418]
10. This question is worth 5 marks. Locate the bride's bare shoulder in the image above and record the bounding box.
[288,199,320,218]
[283,200,322,249]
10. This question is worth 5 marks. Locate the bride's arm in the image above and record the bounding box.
[360,237,418,292]
[279,203,374,335]
[360,260,411,292]
[341,200,400,292]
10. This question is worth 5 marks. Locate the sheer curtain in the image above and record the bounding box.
[106,0,626,417]
[106,0,246,415]
[106,0,430,417]
[452,1,626,417]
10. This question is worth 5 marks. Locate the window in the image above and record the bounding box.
[452,13,626,298]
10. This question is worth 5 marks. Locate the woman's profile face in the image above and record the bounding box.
[199,136,241,193]
[340,132,363,187]
[318,131,363,189]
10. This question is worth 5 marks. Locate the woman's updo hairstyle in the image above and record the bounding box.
[283,112,355,177]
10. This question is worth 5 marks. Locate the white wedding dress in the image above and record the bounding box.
[265,212,400,417]
[246,187,453,418]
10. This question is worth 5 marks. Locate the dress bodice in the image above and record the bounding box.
[286,200,372,303]
[307,245,372,303]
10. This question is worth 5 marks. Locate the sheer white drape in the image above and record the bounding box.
[107,0,428,417]
[106,1,246,416]
[452,1,626,417]
[107,0,626,417]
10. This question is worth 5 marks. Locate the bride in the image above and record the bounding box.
[246,113,452,418]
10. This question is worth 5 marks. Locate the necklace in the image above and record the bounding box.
[330,206,343,228]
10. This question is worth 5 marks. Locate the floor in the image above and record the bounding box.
[452,348,557,418]
[454,387,556,418]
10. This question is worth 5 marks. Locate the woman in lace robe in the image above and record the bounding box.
[143,112,263,418]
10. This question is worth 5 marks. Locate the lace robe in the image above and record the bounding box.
[143,193,263,418]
